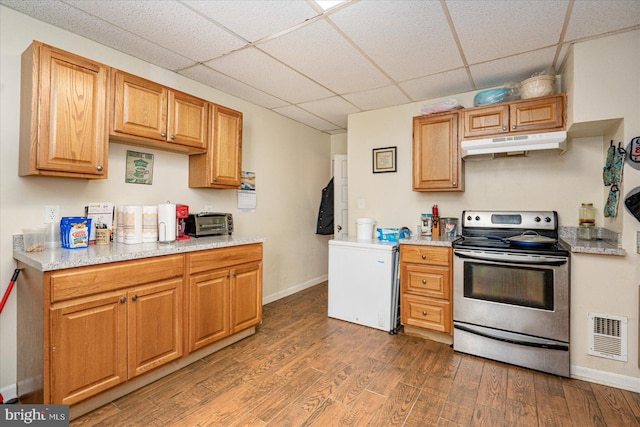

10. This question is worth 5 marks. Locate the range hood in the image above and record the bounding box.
[461,131,567,159]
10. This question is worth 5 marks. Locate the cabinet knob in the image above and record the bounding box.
[120,297,126,303]
[512,125,516,130]
[502,126,507,131]
[161,132,166,137]
[452,181,457,186]
[421,254,426,259]
[422,279,427,284]
[232,271,237,276]
[213,178,217,182]
[97,165,103,172]
[132,294,138,301]
[226,273,230,278]
[422,310,427,316]
[170,135,175,140]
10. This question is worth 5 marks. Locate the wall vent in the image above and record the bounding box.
[588,312,627,361]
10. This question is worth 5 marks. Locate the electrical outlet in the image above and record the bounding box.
[44,205,60,223]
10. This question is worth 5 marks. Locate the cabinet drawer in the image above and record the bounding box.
[188,243,262,274]
[401,263,450,299]
[50,255,183,302]
[400,245,450,266]
[401,294,451,334]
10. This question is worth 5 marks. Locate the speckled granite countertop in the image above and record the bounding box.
[13,234,264,271]
[559,226,626,256]
[399,235,460,247]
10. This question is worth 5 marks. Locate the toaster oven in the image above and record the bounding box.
[185,213,233,237]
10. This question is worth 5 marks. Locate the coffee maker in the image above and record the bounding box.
[176,204,190,240]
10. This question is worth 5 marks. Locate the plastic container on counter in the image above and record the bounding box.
[23,227,46,252]
[440,217,458,237]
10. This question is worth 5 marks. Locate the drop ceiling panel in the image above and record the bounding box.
[329,0,463,82]
[179,64,288,109]
[470,47,557,89]
[66,0,245,62]
[564,0,640,42]
[447,0,568,65]
[343,86,412,111]
[258,18,391,94]
[273,105,341,133]
[205,47,334,104]
[184,0,318,43]
[297,96,361,129]
[400,68,473,102]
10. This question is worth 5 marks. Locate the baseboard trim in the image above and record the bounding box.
[571,364,640,392]
[0,383,17,402]
[262,275,327,305]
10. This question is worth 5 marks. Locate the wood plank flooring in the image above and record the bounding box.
[71,282,640,427]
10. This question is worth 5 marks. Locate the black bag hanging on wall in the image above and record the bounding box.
[316,178,334,235]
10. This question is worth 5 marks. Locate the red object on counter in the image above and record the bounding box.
[432,204,439,216]
[0,269,20,314]
[176,204,190,240]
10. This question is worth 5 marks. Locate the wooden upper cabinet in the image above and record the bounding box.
[412,112,463,192]
[189,104,243,189]
[110,70,207,154]
[463,94,565,139]
[19,41,109,179]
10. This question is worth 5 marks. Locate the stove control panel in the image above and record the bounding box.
[462,210,557,230]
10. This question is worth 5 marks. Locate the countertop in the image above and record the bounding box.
[13,234,264,271]
[559,226,626,256]
[399,235,460,247]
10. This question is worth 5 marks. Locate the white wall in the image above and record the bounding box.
[0,7,331,393]
[347,30,639,390]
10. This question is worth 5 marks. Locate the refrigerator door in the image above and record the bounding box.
[328,238,399,333]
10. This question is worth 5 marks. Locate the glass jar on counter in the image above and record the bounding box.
[579,203,595,225]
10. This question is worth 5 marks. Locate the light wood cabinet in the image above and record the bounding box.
[110,70,207,154]
[400,245,453,335]
[189,104,243,189]
[463,94,565,139]
[19,41,109,179]
[412,112,463,192]
[187,244,262,352]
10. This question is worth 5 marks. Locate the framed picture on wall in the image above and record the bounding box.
[372,146,397,173]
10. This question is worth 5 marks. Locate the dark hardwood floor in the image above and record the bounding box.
[71,282,640,426]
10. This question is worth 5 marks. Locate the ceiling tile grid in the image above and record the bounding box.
[1,0,638,134]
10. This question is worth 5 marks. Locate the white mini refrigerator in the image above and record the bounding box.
[328,236,400,333]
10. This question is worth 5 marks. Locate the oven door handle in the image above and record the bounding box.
[454,323,569,351]
[453,249,568,265]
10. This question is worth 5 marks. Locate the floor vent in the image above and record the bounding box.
[588,312,627,361]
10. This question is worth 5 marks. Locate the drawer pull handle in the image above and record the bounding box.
[422,279,427,284]
[421,254,426,259]
[422,310,427,316]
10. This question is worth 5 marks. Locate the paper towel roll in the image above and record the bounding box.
[116,206,125,243]
[157,203,176,242]
[142,206,158,242]
[123,205,143,245]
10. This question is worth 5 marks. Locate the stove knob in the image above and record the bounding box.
[475,216,480,221]
[545,216,552,222]
[467,215,472,221]
[534,216,541,222]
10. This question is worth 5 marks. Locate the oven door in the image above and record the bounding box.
[453,248,569,343]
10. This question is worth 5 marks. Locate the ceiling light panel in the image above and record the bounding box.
[329,0,463,82]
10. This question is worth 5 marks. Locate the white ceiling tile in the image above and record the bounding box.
[184,0,318,42]
[329,0,463,81]
[564,0,640,42]
[179,65,288,109]
[65,0,246,62]
[400,68,473,102]
[297,97,361,129]
[343,85,411,111]
[258,18,391,94]
[273,105,343,132]
[205,47,334,104]
[469,47,557,89]
[447,0,569,65]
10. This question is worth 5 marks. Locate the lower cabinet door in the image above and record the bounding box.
[230,262,262,333]
[188,269,230,352]
[127,278,183,378]
[50,293,127,405]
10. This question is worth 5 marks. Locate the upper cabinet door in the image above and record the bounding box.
[463,104,510,139]
[510,95,564,133]
[211,105,243,187]
[167,90,207,150]
[19,42,109,178]
[112,70,167,141]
